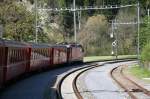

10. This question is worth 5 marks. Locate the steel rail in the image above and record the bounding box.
[121,65,150,96]
[56,63,97,99]
[72,64,99,99]
[110,66,137,99]
[111,65,150,99]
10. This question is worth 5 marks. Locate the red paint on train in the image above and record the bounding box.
[0,40,84,88]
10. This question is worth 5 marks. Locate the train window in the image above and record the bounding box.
[23,49,25,61]
[20,49,22,61]
[8,49,12,64]
[33,49,35,59]
[42,49,44,58]
[12,49,15,63]
[43,49,45,56]
[44,48,45,53]
[37,49,39,59]
[17,49,19,62]
[22,49,24,61]
[42,49,44,56]
[35,49,37,59]
[16,49,18,62]
[17,49,21,62]
[46,49,48,56]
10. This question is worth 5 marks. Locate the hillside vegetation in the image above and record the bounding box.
[0,0,149,57]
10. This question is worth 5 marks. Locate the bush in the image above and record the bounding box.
[139,16,150,49]
[141,43,150,69]
[141,43,150,61]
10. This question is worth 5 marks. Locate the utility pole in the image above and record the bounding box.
[111,20,114,57]
[35,0,38,43]
[73,0,77,43]
[114,19,118,60]
[137,2,140,64]
[148,9,149,24]
[78,10,81,31]
[111,20,118,60]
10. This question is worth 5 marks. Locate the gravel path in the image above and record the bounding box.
[79,61,137,99]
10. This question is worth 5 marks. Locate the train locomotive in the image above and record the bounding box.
[0,39,84,88]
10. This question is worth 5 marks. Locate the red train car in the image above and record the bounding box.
[0,40,84,88]
[68,44,84,63]
[0,39,7,87]
[53,45,67,65]
[29,43,53,71]
[0,39,30,86]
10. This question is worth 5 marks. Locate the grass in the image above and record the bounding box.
[129,65,150,79]
[84,55,136,62]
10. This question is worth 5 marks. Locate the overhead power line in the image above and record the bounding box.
[38,4,137,12]
[109,22,138,25]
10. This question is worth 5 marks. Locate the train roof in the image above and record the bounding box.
[0,39,83,48]
[0,39,29,47]
[55,42,83,48]
[28,43,68,48]
[28,43,50,48]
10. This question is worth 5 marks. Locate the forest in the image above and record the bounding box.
[0,0,149,58]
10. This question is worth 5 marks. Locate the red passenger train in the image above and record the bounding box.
[0,39,84,88]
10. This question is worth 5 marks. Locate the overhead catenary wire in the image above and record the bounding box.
[38,4,137,12]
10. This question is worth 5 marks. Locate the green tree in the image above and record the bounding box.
[141,43,150,69]
[78,15,110,56]
[0,1,35,42]
[140,16,150,49]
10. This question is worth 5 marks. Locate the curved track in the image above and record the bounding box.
[56,63,98,99]
[57,60,135,99]
[72,65,97,99]
[111,65,150,99]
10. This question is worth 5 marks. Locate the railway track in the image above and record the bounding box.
[55,59,136,99]
[110,65,150,99]
[56,63,98,99]
[72,64,100,99]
